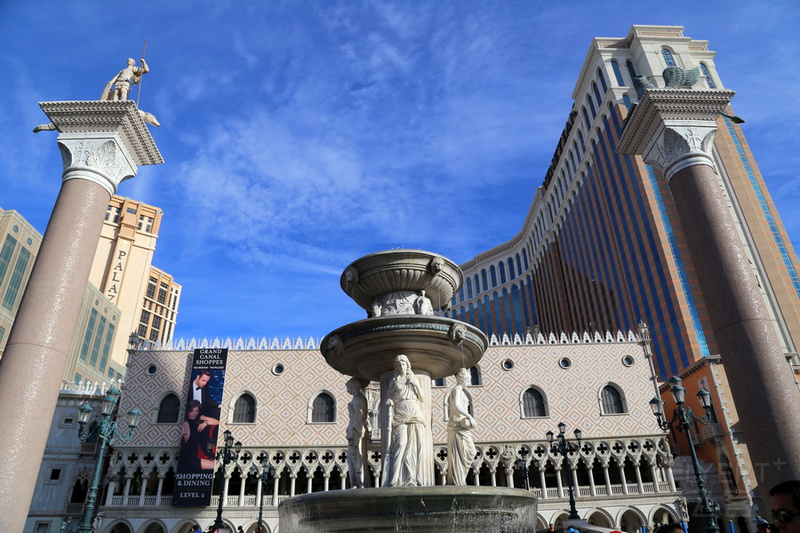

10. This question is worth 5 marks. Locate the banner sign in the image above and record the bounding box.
[172,348,228,506]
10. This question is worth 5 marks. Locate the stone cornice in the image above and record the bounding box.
[39,100,163,166]
[616,89,735,157]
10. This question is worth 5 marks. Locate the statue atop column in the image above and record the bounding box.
[346,378,369,488]
[102,58,150,101]
[446,367,477,485]
[382,354,433,487]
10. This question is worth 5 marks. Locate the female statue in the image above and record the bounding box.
[382,354,433,486]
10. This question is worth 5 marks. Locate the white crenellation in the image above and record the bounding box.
[135,329,640,352]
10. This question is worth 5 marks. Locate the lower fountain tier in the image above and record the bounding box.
[279,485,538,533]
[320,316,488,382]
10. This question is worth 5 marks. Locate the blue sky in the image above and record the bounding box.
[1,1,798,342]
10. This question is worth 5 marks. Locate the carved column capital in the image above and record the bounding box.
[57,134,137,195]
[643,123,718,182]
[616,88,735,182]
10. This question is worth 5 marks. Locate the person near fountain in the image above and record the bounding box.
[346,377,369,488]
[382,354,433,487]
[446,367,477,485]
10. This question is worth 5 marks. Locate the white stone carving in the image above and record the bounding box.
[346,378,369,488]
[57,134,138,195]
[382,355,433,487]
[646,124,718,182]
[101,58,150,101]
[446,368,477,486]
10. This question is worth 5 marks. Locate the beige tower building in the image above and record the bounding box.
[90,195,182,365]
[1,195,180,384]
[0,208,42,357]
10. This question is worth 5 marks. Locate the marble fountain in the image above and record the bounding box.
[278,250,537,532]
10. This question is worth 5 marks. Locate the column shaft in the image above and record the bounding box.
[0,179,109,530]
[669,163,800,490]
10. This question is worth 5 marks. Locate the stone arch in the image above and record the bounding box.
[103,519,133,533]
[519,385,549,418]
[228,390,258,424]
[155,392,181,424]
[586,508,615,528]
[139,520,167,533]
[617,507,648,533]
[172,520,201,533]
[307,390,337,423]
[650,504,679,526]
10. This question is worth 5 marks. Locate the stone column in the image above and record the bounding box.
[618,89,800,493]
[0,100,162,530]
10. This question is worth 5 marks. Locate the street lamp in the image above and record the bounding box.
[257,455,276,532]
[76,387,142,533]
[213,430,242,532]
[650,376,720,533]
[546,423,582,520]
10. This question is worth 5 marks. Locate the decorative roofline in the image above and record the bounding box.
[133,329,641,352]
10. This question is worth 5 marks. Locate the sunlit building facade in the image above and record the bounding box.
[448,24,799,385]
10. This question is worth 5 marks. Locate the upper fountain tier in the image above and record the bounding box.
[341,249,462,315]
[324,249,486,382]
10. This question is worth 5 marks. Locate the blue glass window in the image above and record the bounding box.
[700,63,716,88]
[611,60,625,86]
[625,60,637,82]
[597,69,608,93]
[661,49,676,67]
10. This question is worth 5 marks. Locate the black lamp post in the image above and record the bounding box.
[650,376,720,533]
[76,387,142,533]
[257,456,276,532]
[213,430,242,532]
[546,422,582,520]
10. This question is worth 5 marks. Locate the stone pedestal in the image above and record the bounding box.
[0,101,162,530]
[618,89,800,495]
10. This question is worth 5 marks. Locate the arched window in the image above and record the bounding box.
[611,60,625,86]
[625,60,637,82]
[700,63,716,88]
[469,366,482,386]
[587,94,596,118]
[661,49,676,67]
[622,94,632,110]
[156,393,180,424]
[522,387,547,418]
[474,275,480,295]
[499,262,507,284]
[593,81,603,106]
[600,385,626,414]
[466,278,473,299]
[232,393,256,423]
[582,106,591,129]
[481,270,489,292]
[311,392,335,423]
[508,258,516,280]
[597,68,608,93]
[490,265,497,288]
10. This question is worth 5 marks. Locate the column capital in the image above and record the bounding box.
[617,89,735,182]
[57,134,137,195]
[39,100,164,195]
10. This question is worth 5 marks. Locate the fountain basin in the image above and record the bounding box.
[321,315,488,381]
[341,250,462,314]
[279,485,538,532]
